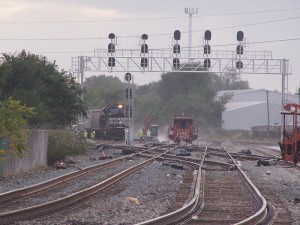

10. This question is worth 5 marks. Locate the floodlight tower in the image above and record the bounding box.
[185,7,198,62]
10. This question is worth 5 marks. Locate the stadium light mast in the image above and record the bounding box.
[185,7,198,62]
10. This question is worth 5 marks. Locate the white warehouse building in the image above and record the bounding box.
[217,89,299,131]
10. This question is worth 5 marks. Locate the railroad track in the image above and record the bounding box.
[185,147,263,225]
[138,146,270,225]
[0,145,169,224]
[0,142,280,224]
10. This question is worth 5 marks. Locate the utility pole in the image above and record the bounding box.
[185,8,198,62]
[266,90,270,127]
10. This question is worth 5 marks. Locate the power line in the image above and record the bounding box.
[25,37,299,54]
[197,16,300,32]
[0,16,299,41]
[137,16,300,38]
[0,37,104,41]
[198,37,300,48]
[0,7,299,24]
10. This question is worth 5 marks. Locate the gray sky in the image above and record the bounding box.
[0,0,299,93]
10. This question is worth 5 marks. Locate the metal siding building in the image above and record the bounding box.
[217,89,298,130]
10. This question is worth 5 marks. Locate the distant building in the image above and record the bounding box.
[217,89,299,131]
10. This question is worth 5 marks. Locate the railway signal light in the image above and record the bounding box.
[141,58,148,68]
[125,88,132,99]
[173,44,180,54]
[108,43,115,53]
[125,73,131,82]
[237,31,244,41]
[140,34,149,68]
[141,44,148,54]
[204,58,211,68]
[236,31,244,71]
[174,30,181,41]
[236,60,243,69]
[204,30,211,41]
[204,44,211,54]
[173,30,181,70]
[108,33,117,67]
[203,30,211,70]
[236,45,243,55]
[108,57,115,67]
[108,33,115,39]
[173,58,180,70]
[141,34,148,40]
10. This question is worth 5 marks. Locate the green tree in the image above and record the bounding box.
[0,50,87,126]
[212,69,249,91]
[83,75,124,108]
[0,98,35,157]
[155,71,220,127]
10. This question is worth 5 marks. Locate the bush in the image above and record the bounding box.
[47,130,88,165]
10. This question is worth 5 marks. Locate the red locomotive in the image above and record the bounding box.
[279,102,300,163]
[168,113,198,143]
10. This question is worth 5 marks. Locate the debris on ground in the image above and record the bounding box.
[122,148,136,155]
[56,162,67,169]
[294,198,300,203]
[99,156,113,160]
[240,148,252,155]
[176,148,191,156]
[256,158,277,167]
[126,196,140,205]
[162,161,185,170]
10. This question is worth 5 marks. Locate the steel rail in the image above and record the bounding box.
[0,146,157,205]
[137,146,269,225]
[0,157,127,204]
[224,149,268,225]
[0,153,160,224]
[135,146,208,225]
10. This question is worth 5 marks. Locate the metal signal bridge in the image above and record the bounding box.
[71,30,291,144]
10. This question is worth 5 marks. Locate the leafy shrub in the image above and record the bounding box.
[47,130,88,165]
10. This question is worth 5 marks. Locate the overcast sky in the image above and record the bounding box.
[0,0,299,93]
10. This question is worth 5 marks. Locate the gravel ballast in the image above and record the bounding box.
[2,143,299,224]
[0,147,188,225]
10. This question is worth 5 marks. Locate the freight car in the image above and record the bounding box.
[168,113,198,143]
[85,104,129,141]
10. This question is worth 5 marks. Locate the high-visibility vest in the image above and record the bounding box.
[138,129,143,137]
[146,129,151,137]
[91,131,95,139]
[83,131,88,138]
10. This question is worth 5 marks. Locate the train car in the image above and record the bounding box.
[168,113,198,143]
[82,109,103,139]
[278,102,300,163]
[100,104,129,140]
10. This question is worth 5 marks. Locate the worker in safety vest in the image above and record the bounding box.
[90,130,95,140]
[83,130,88,139]
[146,129,151,142]
[138,129,144,143]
